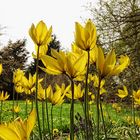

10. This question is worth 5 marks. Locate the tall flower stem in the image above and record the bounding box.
[42,101,45,137]
[25,94,28,116]
[96,76,101,140]
[100,100,107,139]
[12,87,15,119]
[0,101,3,124]
[35,45,42,140]
[51,104,53,140]
[70,78,75,140]
[60,104,63,131]
[84,50,90,139]
[132,95,137,138]
[44,74,51,140]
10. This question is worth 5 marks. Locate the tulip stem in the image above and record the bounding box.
[60,104,63,131]
[96,76,101,140]
[132,94,137,138]
[35,45,42,140]
[44,73,51,140]
[42,101,45,138]
[0,101,3,124]
[12,87,15,119]
[84,50,90,139]
[100,100,107,139]
[51,104,53,139]
[70,78,75,140]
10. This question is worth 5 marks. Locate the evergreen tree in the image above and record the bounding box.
[0,39,29,98]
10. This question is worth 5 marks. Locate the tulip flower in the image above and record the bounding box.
[0,109,36,140]
[66,83,84,100]
[96,47,130,77]
[75,19,97,51]
[133,89,140,105]
[13,69,25,93]
[22,73,43,94]
[48,86,65,106]
[0,91,9,101]
[32,44,48,59]
[40,49,66,75]
[40,49,87,81]
[0,64,2,75]
[13,105,20,113]
[72,43,97,64]
[116,86,128,99]
[29,20,52,46]
[37,83,52,101]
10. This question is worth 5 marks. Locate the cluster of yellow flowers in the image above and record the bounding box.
[1,18,140,140]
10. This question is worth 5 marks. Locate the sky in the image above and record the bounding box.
[0,0,98,61]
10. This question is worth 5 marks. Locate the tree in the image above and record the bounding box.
[0,39,29,98]
[85,0,140,100]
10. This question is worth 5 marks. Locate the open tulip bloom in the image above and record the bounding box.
[96,47,130,78]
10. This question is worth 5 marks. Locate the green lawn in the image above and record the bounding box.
[1,100,140,139]
[1,101,135,128]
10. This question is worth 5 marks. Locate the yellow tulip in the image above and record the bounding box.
[75,19,97,51]
[40,49,87,81]
[55,83,70,95]
[65,52,87,81]
[32,44,48,59]
[92,75,105,88]
[22,73,43,94]
[112,103,121,113]
[96,47,130,77]
[72,43,97,64]
[0,109,36,140]
[135,117,140,127]
[116,86,128,99]
[40,49,66,75]
[66,83,84,100]
[13,69,25,93]
[13,69,25,84]
[48,85,65,105]
[37,84,52,101]
[0,91,9,101]
[133,90,140,105]
[29,20,52,46]
[0,64,2,75]
[13,105,20,113]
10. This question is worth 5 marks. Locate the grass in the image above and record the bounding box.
[1,100,136,125]
[1,100,140,139]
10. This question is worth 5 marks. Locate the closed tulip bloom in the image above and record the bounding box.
[0,64,2,75]
[0,109,36,140]
[0,91,9,101]
[13,69,25,93]
[29,20,52,46]
[75,19,97,51]
[96,47,130,77]
[133,90,140,105]
[116,86,128,99]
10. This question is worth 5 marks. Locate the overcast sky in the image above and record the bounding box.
[0,0,98,61]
